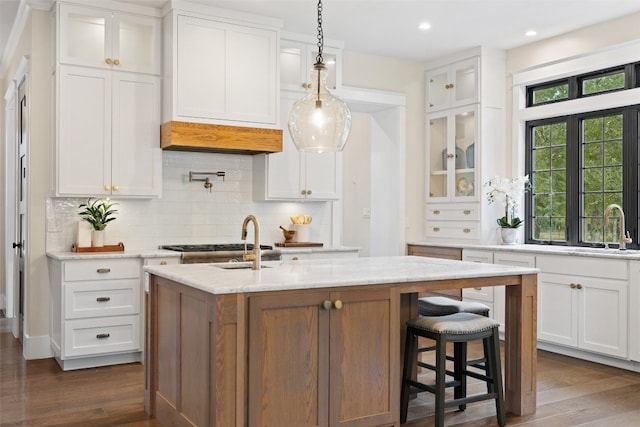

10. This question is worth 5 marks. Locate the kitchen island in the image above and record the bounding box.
[143,256,538,426]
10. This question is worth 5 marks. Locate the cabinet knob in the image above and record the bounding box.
[96,333,110,339]
[160,261,167,265]
[433,210,440,215]
[463,228,471,233]
[105,58,112,64]
[104,184,111,191]
[291,256,299,261]
[433,227,440,232]
[322,300,332,310]
[570,283,577,289]
[96,296,111,302]
[446,153,455,159]
[307,189,312,195]
[333,300,343,310]
[97,268,111,273]
[112,184,119,191]
[577,283,583,290]
[463,210,471,215]
[113,59,120,65]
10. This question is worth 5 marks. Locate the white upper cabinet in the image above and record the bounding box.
[163,8,280,128]
[58,3,161,75]
[280,34,343,93]
[57,66,161,197]
[423,48,506,244]
[253,93,341,200]
[426,57,478,112]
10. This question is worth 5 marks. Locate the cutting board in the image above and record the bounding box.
[275,242,324,247]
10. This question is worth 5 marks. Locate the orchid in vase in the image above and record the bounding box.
[484,175,530,228]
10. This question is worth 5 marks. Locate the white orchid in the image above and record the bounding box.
[484,175,530,228]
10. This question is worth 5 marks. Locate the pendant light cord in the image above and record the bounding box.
[316,0,324,64]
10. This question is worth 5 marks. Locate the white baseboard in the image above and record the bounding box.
[23,333,54,360]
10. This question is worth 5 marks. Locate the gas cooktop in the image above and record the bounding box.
[161,243,273,252]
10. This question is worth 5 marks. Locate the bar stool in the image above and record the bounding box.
[417,296,490,374]
[400,313,505,426]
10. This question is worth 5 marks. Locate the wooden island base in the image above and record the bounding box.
[144,262,537,426]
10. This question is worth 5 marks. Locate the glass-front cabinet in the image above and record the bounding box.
[58,3,161,74]
[426,57,478,112]
[280,35,342,93]
[427,105,477,201]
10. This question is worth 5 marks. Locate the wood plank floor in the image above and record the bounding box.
[1,328,640,426]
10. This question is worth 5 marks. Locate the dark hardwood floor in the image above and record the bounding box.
[2,328,640,426]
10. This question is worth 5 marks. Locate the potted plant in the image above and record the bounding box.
[484,176,530,244]
[78,198,118,247]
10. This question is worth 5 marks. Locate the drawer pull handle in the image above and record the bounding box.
[96,297,111,302]
[97,268,111,273]
[96,333,110,339]
[474,287,482,291]
[160,261,167,265]
[292,256,299,261]
[463,210,471,215]
[433,227,440,232]
[463,228,471,233]
[433,210,440,215]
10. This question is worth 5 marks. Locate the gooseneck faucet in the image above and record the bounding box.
[241,215,261,270]
[604,203,633,250]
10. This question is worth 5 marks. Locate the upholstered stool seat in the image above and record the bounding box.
[418,296,490,317]
[400,312,505,426]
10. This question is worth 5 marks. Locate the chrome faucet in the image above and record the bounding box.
[604,204,632,250]
[241,214,261,270]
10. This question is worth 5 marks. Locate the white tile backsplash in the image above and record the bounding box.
[46,151,333,251]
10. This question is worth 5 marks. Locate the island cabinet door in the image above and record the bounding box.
[248,290,330,427]
[248,287,399,427]
[328,287,399,427]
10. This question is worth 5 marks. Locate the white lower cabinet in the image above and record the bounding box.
[280,249,359,263]
[49,257,143,370]
[537,255,628,358]
[629,261,640,362]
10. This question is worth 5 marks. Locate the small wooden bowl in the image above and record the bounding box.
[282,229,296,243]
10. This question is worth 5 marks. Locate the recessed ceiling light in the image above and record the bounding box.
[525,30,537,37]
[418,22,431,31]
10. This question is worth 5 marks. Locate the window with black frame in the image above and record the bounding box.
[525,64,640,249]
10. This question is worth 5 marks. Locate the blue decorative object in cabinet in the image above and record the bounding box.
[466,143,475,168]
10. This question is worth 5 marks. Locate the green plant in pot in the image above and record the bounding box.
[78,198,118,247]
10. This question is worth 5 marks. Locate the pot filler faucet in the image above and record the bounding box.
[604,203,633,250]
[241,214,261,270]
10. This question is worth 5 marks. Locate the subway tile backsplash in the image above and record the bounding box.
[46,151,333,251]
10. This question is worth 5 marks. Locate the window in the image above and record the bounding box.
[525,63,640,248]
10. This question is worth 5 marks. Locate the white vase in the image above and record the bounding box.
[91,229,105,247]
[500,228,518,245]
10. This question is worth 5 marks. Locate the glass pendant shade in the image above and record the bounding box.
[288,63,352,153]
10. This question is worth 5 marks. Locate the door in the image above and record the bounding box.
[16,77,27,342]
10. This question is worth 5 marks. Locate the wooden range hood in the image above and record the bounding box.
[161,121,283,154]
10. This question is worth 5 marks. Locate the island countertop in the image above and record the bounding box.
[143,255,538,295]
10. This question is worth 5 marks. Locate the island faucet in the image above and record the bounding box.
[241,214,261,270]
[604,203,632,250]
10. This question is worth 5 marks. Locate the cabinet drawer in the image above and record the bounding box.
[463,286,493,302]
[64,259,141,282]
[425,221,479,239]
[426,205,479,221]
[537,255,627,280]
[64,280,140,319]
[63,315,140,357]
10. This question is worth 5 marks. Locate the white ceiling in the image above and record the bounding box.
[3,0,640,65]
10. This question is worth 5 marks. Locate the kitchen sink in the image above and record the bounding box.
[212,263,272,270]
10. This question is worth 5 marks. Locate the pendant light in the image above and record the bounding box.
[288,0,352,153]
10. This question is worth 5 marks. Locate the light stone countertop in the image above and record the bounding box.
[47,246,359,261]
[143,255,538,295]
[407,241,640,260]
